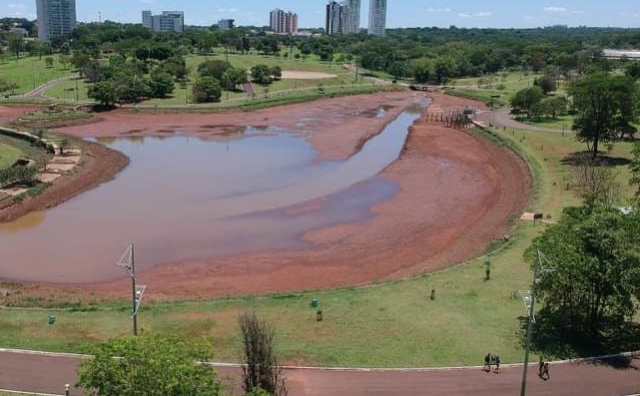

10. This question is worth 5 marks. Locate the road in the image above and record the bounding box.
[0,351,639,396]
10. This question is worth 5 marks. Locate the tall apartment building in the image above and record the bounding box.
[269,9,298,34]
[218,19,235,31]
[142,11,185,33]
[326,0,360,35]
[342,0,361,34]
[325,1,344,35]
[36,0,77,41]
[368,0,387,37]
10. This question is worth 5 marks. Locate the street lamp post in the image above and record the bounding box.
[117,243,147,336]
[519,249,555,396]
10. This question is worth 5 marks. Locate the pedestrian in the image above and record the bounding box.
[542,362,550,380]
[484,353,492,372]
[494,355,501,374]
[538,356,544,378]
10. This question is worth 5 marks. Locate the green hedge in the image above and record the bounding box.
[0,166,37,188]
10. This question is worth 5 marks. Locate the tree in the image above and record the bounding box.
[534,74,557,95]
[149,70,175,98]
[8,35,23,59]
[571,73,640,159]
[239,312,286,396]
[198,60,232,80]
[45,56,54,69]
[625,62,640,80]
[0,79,18,96]
[88,81,118,108]
[270,66,282,81]
[630,142,640,201]
[192,77,222,103]
[411,58,433,84]
[510,86,544,118]
[537,96,568,119]
[389,61,409,81]
[221,68,248,91]
[526,206,640,334]
[77,335,222,396]
[573,157,621,208]
[433,56,456,84]
[251,64,272,85]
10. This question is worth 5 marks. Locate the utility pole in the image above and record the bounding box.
[117,243,146,336]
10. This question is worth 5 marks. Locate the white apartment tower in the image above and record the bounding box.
[269,9,298,34]
[342,0,361,34]
[36,0,77,41]
[142,11,185,33]
[368,0,387,37]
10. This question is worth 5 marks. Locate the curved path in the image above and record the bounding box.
[477,108,571,134]
[0,350,638,395]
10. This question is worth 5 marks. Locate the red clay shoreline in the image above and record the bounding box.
[0,91,531,302]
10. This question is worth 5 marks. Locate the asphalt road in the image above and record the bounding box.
[0,351,639,396]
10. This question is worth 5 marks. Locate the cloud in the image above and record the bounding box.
[458,11,493,18]
[426,7,452,13]
[544,6,583,15]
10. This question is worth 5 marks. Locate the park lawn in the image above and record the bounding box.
[521,115,574,131]
[0,142,22,170]
[0,55,72,95]
[45,76,90,104]
[2,121,636,367]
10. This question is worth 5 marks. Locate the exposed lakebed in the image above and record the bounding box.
[0,105,424,283]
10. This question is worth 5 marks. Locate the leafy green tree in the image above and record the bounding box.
[625,62,640,80]
[192,77,222,103]
[221,68,248,91]
[270,66,282,81]
[571,73,639,159]
[251,64,273,85]
[510,86,544,118]
[148,70,175,98]
[114,75,150,104]
[389,62,409,80]
[88,81,118,108]
[534,74,557,95]
[8,35,23,59]
[538,96,569,119]
[411,58,433,84]
[630,142,640,201]
[44,56,54,68]
[198,60,232,80]
[0,79,18,96]
[77,335,222,396]
[526,206,640,334]
[434,56,456,84]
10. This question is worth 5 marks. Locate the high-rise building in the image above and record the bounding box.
[325,1,344,35]
[368,0,387,37]
[142,11,185,33]
[342,0,361,34]
[326,0,360,35]
[36,0,77,41]
[218,19,235,31]
[269,9,298,34]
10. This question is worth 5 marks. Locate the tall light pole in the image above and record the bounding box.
[117,243,147,336]
[519,249,555,396]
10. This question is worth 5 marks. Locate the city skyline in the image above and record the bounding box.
[2,1,640,29]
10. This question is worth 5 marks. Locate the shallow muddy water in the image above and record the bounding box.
[0,106,423,283]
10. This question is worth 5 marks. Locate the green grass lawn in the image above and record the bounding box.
[44,53,361,107]
[0,142,23,170]
[1,120,636,367]
[0,55,72,95]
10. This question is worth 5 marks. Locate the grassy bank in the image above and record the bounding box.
[3,117,636,367]
[0,142,22,170]
[0,56,72,95]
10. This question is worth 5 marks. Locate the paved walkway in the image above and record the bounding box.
[477,108,571,134]
[0,350,638,396]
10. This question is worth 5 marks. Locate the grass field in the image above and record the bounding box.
[0,56,72,96]
[43,52,361,107]
[1,119,636,367]
[0,142,22,170]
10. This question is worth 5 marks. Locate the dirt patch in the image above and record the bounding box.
[0,139,129,223]
[281,71,337,80]
[0,106,37,125]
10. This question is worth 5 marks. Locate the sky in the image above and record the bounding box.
[2,0,640,29]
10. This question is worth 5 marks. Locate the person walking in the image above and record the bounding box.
[484,353,492,372]
[542,362,550,380]
[538,356,545,378]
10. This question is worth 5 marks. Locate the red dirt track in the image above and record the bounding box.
[3,92,531,300]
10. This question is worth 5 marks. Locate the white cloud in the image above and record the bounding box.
[544,6,567,13]
[426,8,452,13]
[458,11,493,18]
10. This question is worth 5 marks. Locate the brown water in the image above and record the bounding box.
[0,106,424,283]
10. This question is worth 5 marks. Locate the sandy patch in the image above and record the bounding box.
[281,71,337,80]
